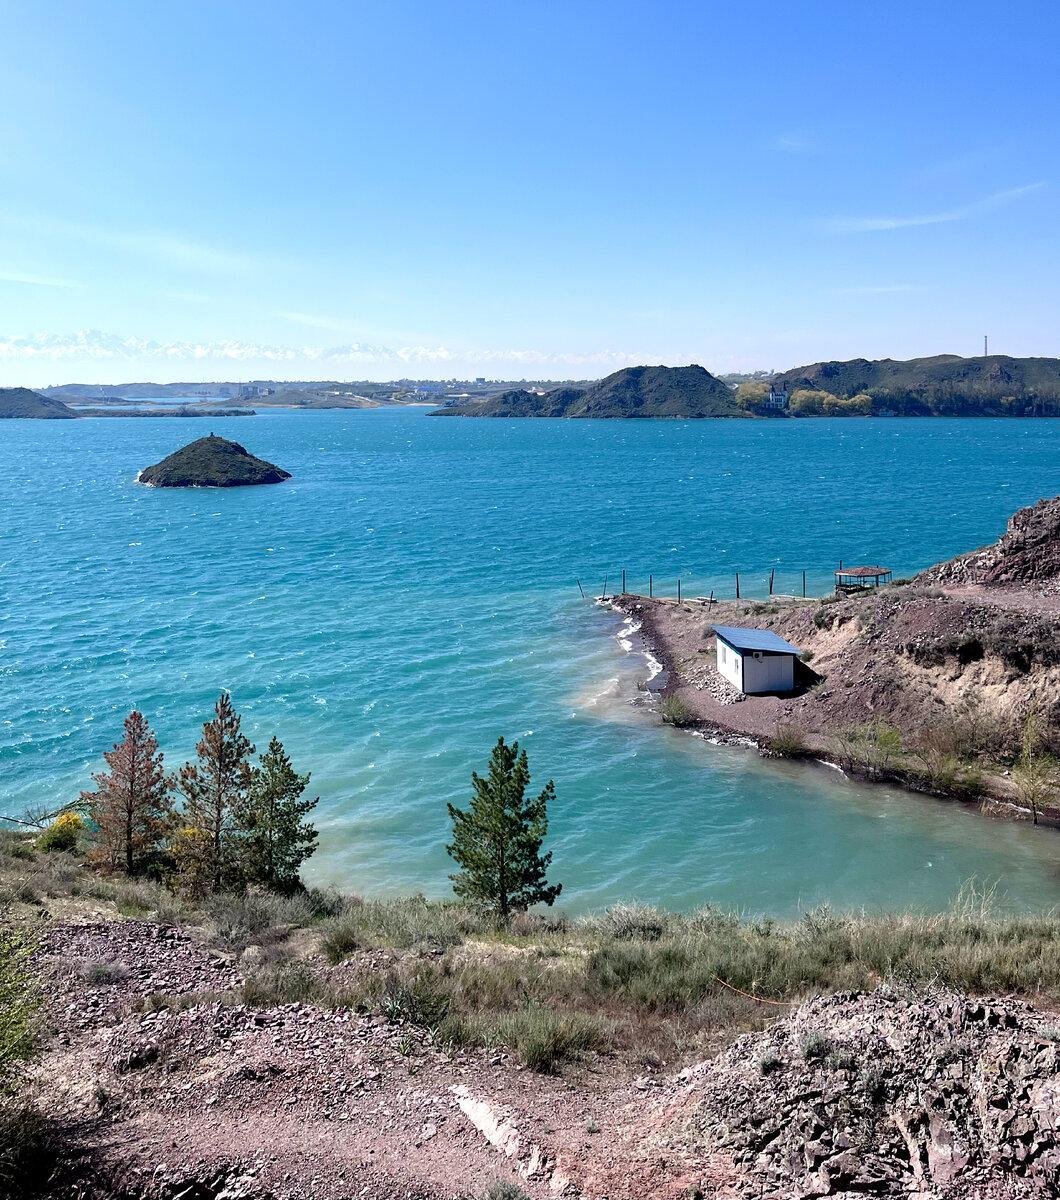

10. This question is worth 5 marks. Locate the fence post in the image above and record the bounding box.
[735,571,740,599]
[649,574,653,598]
[802,569,806,597]
[621,568,626,595]
[769,568,775,595]
[677,578,682,604]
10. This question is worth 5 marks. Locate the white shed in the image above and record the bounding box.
[713,624,801,695]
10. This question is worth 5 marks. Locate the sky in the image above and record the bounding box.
[0,0,1057,385]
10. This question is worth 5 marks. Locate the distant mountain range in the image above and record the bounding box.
[9,355,1060,421]
[431,365,745,419]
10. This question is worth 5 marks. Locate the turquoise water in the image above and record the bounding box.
[2,410,1058,915]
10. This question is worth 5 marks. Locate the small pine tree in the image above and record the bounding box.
[81,711,174,875]
[177,692,254,892]
[236,737,319,892]
[447,737,562,920]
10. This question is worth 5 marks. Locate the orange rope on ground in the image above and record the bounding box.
[710,974,790,1006]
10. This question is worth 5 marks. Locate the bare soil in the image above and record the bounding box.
[23,904,1060,1200]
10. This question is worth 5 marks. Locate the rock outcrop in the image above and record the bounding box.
[139,435,291,488]
[920,496,1060,592]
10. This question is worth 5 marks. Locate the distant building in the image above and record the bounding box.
[712,625,800,694]
[767,385,790,410]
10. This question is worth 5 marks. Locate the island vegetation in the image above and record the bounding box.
[747,353,1060,417]
[139,434,292,487]
[431,364,746,419]
[0,388,77,419]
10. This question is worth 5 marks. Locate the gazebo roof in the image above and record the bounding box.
[835,565,891,577]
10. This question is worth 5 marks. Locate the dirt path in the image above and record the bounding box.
[31,917,712,1200]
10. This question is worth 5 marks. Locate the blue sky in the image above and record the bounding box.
[0,1,1057,384]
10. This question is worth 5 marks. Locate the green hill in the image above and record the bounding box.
[432,364,744,418]
[139,435,291,487]
[773,355,1060,416]
[0,388,77,419]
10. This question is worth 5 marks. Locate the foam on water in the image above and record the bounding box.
[2,408,1059,915]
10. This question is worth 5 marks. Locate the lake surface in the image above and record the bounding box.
[3,410,1059,915]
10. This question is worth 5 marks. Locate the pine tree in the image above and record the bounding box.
[81,710,174,875]
[236,737,319,891]
[447,737,562,920]
[178,692,254,892]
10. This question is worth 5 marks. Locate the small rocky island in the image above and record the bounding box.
[139,434,291,488]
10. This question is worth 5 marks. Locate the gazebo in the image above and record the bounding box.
[835,565,892,593]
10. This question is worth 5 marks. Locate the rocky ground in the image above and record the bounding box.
[27,915,672,1200]
[651,986,1060,1199]
[15,904,1059,1200]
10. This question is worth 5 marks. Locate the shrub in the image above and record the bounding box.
[493,1007,607,1072]
[770,722,807,757]
[381,970,451,1029]
[320,896,492,961]
[306,886,349,920]
[202,890,314,949]
[509,908,570,938]
[758,1051,783,1075]
[0,931,37,1089]
[36,812,83,853]
[480,1182,531,1200]
[81,962,130,985]
[660,695,695,728]
[0,833,33,863]
[801,1031,833,1061]
[594,903,674,942]
[239,961,366,1010]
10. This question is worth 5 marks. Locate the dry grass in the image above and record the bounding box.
[5,834,1060,1074]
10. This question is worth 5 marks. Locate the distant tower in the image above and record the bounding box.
[984,335,989,357]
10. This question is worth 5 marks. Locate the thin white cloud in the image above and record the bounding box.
[821,182,1044,233]
[0,268,81,289]
[0,329,656,370]
[0,214,263,274]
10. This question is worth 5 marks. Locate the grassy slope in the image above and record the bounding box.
[0,388,77,419]
[4,832,1058,1075]
[434,366,744,418]
[774,354,1060,401]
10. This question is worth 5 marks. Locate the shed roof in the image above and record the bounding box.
[834,565,891,577]
[712,625,801,655]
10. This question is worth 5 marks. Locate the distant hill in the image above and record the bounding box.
[432,365,745,418]
[773,355,1060,416]
[0,388,77,419]
[139,435,291,488]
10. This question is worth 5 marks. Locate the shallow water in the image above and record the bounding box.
[2,410,1058,915]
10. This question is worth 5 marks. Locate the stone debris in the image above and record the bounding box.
[920,496,1060,592]
[664,985,1060,1198]
[682,661,744,705]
